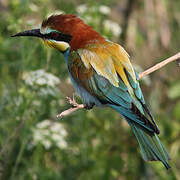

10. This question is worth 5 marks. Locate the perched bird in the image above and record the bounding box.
[12,14,170,169]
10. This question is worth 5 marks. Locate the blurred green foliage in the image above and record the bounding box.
[0,0,180,179]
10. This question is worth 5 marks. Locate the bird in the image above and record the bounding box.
[12,14,170,169]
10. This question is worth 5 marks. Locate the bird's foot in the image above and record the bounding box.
[56,96,95,119]
[66,96,79,107]
[57,96,85,119]
[66,95,94,110]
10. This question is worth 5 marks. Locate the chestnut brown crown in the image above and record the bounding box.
[41,14,105,51]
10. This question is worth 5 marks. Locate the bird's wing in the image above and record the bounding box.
[69,41,159,134]
[77,41,144,107]
[78,41,135,87]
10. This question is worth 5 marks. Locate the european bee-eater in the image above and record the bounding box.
[12,14,170,169]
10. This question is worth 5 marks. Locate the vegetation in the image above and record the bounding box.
[0,0,180,179]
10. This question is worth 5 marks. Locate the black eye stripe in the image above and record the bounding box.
[44,32,72,43]
[50,32,59,38]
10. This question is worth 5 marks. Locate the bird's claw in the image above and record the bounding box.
[66,96,95,110]
[66,96,79,107]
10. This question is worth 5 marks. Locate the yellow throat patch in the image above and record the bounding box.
[42,39,69,52]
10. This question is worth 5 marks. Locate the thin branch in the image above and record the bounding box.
[138,52,180,79]
[57,52,180,119]
[56,97,85,118]
[56,105,85,118]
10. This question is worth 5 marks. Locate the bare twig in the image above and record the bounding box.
[138,52,180,79]
[56,97,85,118]
[57,52,180,119]
[56,105,85,118]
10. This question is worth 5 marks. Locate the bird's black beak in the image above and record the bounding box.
[11,28,43,39]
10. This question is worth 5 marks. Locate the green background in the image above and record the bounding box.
[0,0,180,179]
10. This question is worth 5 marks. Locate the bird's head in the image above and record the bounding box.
[12,14,104,53]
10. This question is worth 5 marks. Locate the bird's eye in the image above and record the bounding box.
[44,31,72,42]
[50,32,59,39]
[51,32,59,39]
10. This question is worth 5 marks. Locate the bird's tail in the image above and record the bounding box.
[127,120,171,169]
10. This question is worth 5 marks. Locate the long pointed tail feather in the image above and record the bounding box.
[109,104,171,169]
[127,120,171,169]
